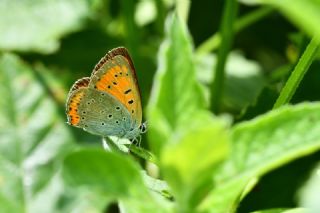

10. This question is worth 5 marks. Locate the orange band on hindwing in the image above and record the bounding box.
[66,89,86,126]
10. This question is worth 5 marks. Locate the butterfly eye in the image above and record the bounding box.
[115,120,119,124]
[101,122,105,126]
[108,114,113,119]
[139,123,147,133]
[116,106,120,111]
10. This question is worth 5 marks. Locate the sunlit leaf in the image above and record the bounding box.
[63,149,171,213]
[199,103,320,212]
[0,53,77,212]
[147,14,206,155]
[161,111,230,211]
[135,0,157,26]
[0,0,91,53]
[251,208,308,213]
[299,163,320,212]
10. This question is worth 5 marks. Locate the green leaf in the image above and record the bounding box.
[299,163,320,212]
[161,112,230,211]
[147,14,206,155]
[0,0,91,53]
[63,149,143,196]
[175,0,191,22]
[199,103,320,212]
[135,0,157,26]
[0,53,76,212]
[251,208,308,213]
[62,149,171,213]
[141,171,171,199]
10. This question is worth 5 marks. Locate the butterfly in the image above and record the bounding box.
[66,47,146,141]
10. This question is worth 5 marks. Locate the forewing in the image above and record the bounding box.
[89,48,142,127]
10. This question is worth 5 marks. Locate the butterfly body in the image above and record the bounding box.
[66,47,143,140]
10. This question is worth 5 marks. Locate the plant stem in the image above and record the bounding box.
[120,0,140,58]
[102,137,157,164]
[155,0,165,35]
[210,0,238,113]
[196,7,273,54]
[126,144,158,164]
[273,36,320,109]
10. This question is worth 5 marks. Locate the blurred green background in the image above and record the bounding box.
[1,0,320,212]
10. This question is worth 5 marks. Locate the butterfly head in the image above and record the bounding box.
[139,122,147,133]
[123,122,147,141]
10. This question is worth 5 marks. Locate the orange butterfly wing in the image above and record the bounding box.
[89,47,142,126]
[66,77,90,126]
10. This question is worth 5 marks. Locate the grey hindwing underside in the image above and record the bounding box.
[77,88,133,137]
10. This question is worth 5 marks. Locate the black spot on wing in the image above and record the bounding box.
[124,89,132,94]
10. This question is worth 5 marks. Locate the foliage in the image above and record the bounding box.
[1,0,320,213]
